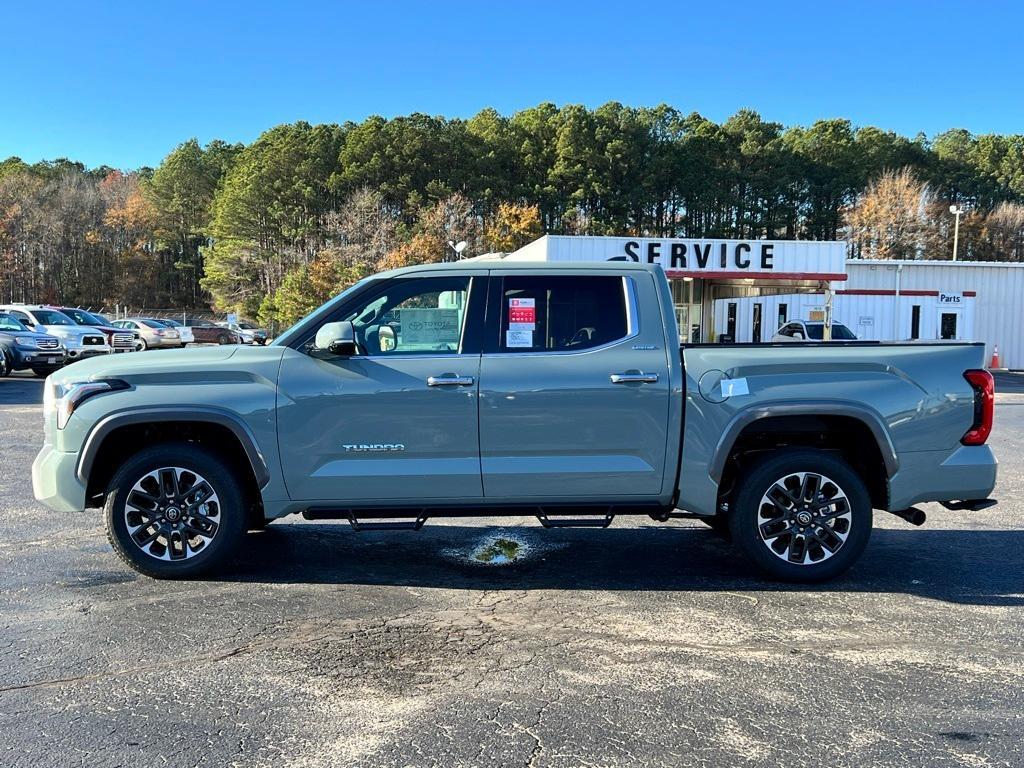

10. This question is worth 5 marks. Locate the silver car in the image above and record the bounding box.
[112,318,183,350]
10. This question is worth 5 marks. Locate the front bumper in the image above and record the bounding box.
[11,347,65,369]
[32,443,87,513]
[66,346,112,360]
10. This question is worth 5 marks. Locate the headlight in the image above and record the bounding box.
[46,379,129,429]
[15,336,38,348]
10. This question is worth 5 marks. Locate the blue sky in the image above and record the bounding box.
[3,0,1023,169]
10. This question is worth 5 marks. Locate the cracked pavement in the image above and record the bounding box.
[1,372,1023,767]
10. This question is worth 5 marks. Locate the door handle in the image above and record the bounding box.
[610,372,659,384]
[427,375,475,387]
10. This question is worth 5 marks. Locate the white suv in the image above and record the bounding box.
[0,305,113,361]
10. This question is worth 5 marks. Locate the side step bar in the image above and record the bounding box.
[537,507,614,528]
[939,498,998,511]
[303,508,429,531]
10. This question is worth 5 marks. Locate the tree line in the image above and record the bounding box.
[2,103,1024,328]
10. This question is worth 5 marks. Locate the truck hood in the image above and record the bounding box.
[50,344,262,383]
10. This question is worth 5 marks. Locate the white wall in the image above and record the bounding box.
[847,260,1018,367]
[712,291,976,344]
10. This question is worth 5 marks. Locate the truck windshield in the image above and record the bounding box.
[62,308,104,325]
[33,310,75,326]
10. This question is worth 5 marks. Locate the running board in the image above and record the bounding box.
[302,508,428,531]
[537,508,614,528]
[939,498,997,512]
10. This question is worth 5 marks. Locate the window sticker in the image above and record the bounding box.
[506,329,533,348]
[399,308,460,346]
[508,297,536,331]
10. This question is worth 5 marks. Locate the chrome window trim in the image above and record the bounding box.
[485,276,638,359]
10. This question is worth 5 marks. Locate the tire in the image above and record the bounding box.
[138,338,148,351]
[0,349,10,377]
[32,366,61,378]
[217,333,230,345]
[103,443,247,579]
[728,449,872,582]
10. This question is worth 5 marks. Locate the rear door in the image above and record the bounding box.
[276,273,486,503]
[477,269,672,500]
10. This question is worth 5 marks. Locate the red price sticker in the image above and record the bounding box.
[509,298,536,325]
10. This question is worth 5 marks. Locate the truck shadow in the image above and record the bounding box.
[226,523,1024,607]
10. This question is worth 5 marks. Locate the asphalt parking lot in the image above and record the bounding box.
[1,371,1022,767]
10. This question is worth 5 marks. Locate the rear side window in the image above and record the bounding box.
[497,275,628,352]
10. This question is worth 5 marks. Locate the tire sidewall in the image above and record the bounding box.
[104,443,246,578]
[0,349,10,377]
[728,449,872,582]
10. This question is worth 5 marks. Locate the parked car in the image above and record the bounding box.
[0,304,111,362]
[182,318,240,345]
[217,320,268,345]
[111,318,183,350]
[772,320,858,341]
[32,262,997,583]
[156,318,195,345]
[55,307,137,353]
[0,312,65,377]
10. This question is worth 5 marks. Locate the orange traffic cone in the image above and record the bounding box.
[990,344,1001,369]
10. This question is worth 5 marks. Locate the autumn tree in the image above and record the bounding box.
[845,168,936,260]
[485,202,542,252]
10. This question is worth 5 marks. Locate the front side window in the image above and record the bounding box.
[497,275,628,353]
[332,276,470,356]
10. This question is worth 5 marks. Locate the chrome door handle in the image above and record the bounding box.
[610,372,659,384]
[427,375,475,387]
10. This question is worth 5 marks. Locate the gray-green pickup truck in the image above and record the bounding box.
[32,262,997,581]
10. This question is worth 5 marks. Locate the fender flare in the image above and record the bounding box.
[709,401,900,483]
[76,406,271,488]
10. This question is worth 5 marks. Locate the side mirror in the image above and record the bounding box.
[314,321,358,356]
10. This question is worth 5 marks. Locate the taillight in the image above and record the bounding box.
[962,369,994,445]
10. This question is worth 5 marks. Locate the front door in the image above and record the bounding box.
[276,274,485,502]
[477,270,671,500]
[939,310,959,340]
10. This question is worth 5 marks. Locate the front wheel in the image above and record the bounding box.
[0,349,10,377]
[103,443,247,578]
[728,450,872,582]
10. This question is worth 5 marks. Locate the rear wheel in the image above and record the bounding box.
[728,449,872,582]
[103,443,246,579]
[217,333,230,345]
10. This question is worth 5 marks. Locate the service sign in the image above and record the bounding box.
[537,236,848,280]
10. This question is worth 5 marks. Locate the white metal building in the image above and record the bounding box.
[507,235,1024,368]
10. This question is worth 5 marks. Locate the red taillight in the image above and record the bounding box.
[962,369,994,445]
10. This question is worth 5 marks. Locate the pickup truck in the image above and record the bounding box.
[31,262,997,582]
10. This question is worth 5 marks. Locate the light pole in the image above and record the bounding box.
[949,204,964,261]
